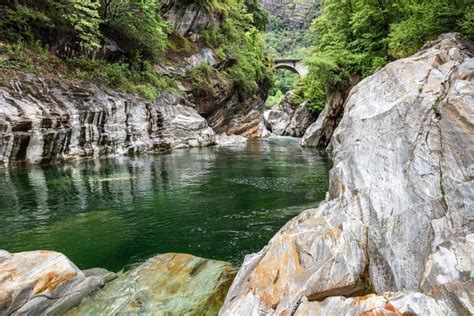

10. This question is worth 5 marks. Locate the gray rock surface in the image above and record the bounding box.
[300,75,360,149]
[0,76,215,165]
[216,133,247,146]
[185,48,218,68]
[220,34,474,315]
[0,250,111,315]
[295,292,453,316]
[70,253,236,316]
[160,0,223,37]
[263,92,316,137]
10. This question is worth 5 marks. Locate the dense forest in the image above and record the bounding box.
[295,0,474,110]
[0,0,473,111]
[0,0,271,101]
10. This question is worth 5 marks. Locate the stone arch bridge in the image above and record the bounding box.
[274,59,309,76]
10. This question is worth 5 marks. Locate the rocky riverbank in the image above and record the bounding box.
[0,250,235,315]
[0,33,472,315]
[220,33,474,315]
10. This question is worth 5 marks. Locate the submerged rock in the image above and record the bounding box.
[216,133,247,146]
[71,253,236,316]
[220,33,474,314]
[0,77,216,165]
[0,250,112,315]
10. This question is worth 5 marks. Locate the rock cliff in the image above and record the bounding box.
[262,0,319,28]
[220,33,474,315]
[0,76,215,165]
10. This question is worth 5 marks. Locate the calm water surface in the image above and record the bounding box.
[0,138,329,271]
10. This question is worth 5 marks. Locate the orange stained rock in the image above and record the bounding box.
[360,303,404,316]
[33,271,77,294]
[249,234,304,309]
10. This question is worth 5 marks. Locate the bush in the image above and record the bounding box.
[105,0,169,62]
[0,6,54,43]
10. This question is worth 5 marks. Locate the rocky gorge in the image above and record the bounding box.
[1,32,471,316]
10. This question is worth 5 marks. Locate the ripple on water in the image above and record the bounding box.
[0,139,330,270]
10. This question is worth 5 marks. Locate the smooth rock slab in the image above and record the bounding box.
[71,253,236,316]
[0,250,109,315]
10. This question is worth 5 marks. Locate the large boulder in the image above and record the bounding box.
[0,76,216,165]
[220,33,474,315]
[71,253,236,315]
[0,250,112,315]
[263,92,316,137]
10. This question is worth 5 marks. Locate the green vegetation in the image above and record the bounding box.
[298,0,474,111]
[0,0,270,101]
[194,0,271,99]
[263,0,320,107]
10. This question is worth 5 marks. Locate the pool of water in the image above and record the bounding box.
[0,137,330,271]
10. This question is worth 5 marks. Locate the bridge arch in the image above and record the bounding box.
[274,59,309,77]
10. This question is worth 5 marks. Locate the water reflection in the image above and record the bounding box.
[0,138,329,271]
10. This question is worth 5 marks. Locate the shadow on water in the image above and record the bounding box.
[0,138,330,271]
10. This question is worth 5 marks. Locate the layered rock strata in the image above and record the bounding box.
[220,33,474,315]
[0,76,215,165]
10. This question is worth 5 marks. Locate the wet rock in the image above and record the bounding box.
[71,253,236,316]
[221,202,369,315]
[0,250,109,315]
[220,34,474,315]
[0,77,216,165]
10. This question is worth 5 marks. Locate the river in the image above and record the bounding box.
[0,137,329,271]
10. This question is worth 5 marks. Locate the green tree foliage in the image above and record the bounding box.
[100,0,169,62]
[299,0,474,111]
[59,0,102,50]
[200,0,271,99]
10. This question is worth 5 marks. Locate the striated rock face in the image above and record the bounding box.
[220,34,474,314]
[71,253,236,316]
[0,250,113,315]
[0,76,215,165]
[263,92,316,137]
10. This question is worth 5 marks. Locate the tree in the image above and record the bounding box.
[60,0,102,50]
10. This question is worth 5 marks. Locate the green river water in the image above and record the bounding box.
[0,137,329,271]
